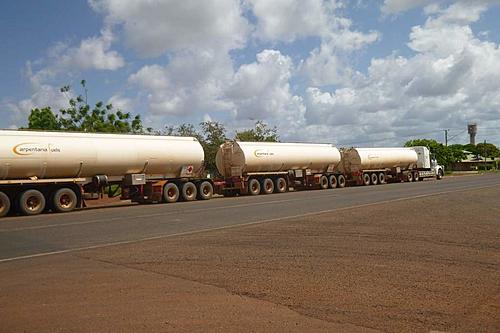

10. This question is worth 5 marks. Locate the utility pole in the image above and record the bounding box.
[444,129,448,146]
[484,139,487,171]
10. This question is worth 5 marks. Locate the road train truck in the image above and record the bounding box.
[215,141,343,195]
[0,130,214,217]
[337,146,444,186]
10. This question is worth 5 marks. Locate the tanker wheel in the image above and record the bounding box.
[0,191,11,218]
[437,169,443,180]
[413,172,419,181]
[181,182,197,201]
[337,175,346,188]
[52,188,77,213]
[378,172,386,184]
[328,175,337,188]
[19,189,46,216]
[319,175,329,189]
[370,173,378,185]
[248,179,261,196]
[362,173,371,186]
[163,183,180,203]
[407,172,413,182]
[274,177,287,193]
[197,181,213,200]
[261,178,274,195]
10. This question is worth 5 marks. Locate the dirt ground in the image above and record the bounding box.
[1,186,499,332]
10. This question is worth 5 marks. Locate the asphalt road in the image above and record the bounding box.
[1,173,500,262]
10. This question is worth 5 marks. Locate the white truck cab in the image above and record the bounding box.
[411,146,444,180]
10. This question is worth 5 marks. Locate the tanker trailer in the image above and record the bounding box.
[215,141,343,196]
[336,147,419,186]
[0,130,214,217]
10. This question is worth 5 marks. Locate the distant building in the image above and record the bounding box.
[451,150,499,171]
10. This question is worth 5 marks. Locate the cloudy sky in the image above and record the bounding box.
[1,0,500,146]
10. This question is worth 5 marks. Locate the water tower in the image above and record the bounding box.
[467,123,477,145]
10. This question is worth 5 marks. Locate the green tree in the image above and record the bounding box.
[27,107,61,130]
[165,123,201,140]
[27,80,143,133]
[476,142,500,158]
[200,121,227,177]
[235,120,279,142]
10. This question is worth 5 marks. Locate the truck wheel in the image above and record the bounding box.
[181,182,197,201]
[0,191,11,217]
[319,175,329,189]
[275,177,287,193]
[248,179,261,196]
[378,172,386,184]
[163,183,180,203]
[261,178,274,194]
[437,169,443,180]
[328,175,337,188]
[337,175,346,188]
[197,181,213,200]
[370,173,378,185]
[407,172,413,182]
[362,173,371,186]
[413,172,419,181]
[52,188,77,213]
[19,189,46,216]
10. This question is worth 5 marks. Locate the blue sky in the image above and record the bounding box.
[1,0,500,146]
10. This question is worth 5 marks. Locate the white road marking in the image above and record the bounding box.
[1,182,499,264]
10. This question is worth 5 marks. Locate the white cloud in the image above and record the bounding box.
[128,49,234,117]
[381,0,500,15]
[108,94,134,113]
[1,84,69,128]
[381,0,436,15]
[61,29,124,70]
[248,0,380,87]
[226,50,306,136]
[305,2,500,145]
[90,0,250,57]
[127,48,306,139]
[247,0,338,42]
[30,29,124,87]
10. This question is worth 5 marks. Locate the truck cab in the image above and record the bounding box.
[411,146,444,180]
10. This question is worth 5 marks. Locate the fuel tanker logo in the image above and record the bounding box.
[13,143,61,156]
[253,149,275,158]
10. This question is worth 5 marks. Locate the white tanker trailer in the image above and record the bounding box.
[0,130,214,217]
[337,147,444,186]
[215,141,343,195]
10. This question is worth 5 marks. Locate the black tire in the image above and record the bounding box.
[19,189,46,216]
[274,177,287,193]
[163,183,179,203]
[378,172,386,184]
[328,175,337,188]
[181,182,197,201]
[319,175,329,189]
[248,179,260,196]
[362,173,371,186]
[52,187,77,213]
[413,172,419,181]
[261,178,274,194]
[437,169,443,180]
[197,181,213,200]
[337,175,346,188]
[0,191,11,217]
[370,173,378,185]
[407,172,413,182]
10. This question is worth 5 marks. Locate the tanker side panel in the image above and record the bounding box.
[0,130,204,180]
